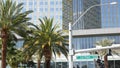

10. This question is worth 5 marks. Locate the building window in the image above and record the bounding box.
[59,1,62,5]
[60,15,62,19]
[45,8,48,11]
[34,7,37,11]
[60,8,62,11]
[45,2,48,5]
[50,8,54,11]
[40,2,43,5]
[34,2,37,5]
[56,8,59,11]
[50,1,54,5]
[56,1,58,4]
[40,8,43,11]
[29,2,33,5]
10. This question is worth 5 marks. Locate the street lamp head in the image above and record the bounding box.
[110,2,117,5]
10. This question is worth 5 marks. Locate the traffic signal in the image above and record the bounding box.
[97,58,101,65]
[97,58,104,68]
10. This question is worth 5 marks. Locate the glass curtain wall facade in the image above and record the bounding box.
[15,0,62,28]
[73,35,120,50]
[39,61,95,68]
[62,0,120,68]
[74,61,95,68]
[63,0,120,30]
[62,0,73,29]
[73,0,101,30]
[101,0,120,28]
[63,0,120,50]
[62,0,101,30]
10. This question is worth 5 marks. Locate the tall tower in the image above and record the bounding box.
[62,0,73,30]
[62,0,101,30]
[14,0,62,29]
[81,0,101,29]
[63,0,120,50]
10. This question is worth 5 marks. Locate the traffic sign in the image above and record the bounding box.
[76,55,98,60]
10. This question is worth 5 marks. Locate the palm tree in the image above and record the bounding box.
[95,38,114,68]
[23,17,68,68]
[0,34,25,68]
[22,27,42,68]
[0,0,33,68]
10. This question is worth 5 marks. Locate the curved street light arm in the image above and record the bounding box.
[72,2,117,27]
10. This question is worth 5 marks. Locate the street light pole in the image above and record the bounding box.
[68,2,117,68]
[69,22,73,68]
[72,2,117,26]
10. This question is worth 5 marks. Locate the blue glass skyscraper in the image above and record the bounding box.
[63,0,120,68]
[63,0,101,30]
[63,0,120,50]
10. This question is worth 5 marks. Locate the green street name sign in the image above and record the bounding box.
[76,55,98,60]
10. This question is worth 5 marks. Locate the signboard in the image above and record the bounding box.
[76,55,98,60]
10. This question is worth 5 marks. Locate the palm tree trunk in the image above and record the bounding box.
[38,59,41,68]
[104,55,108,68]
[44,45,51,68]
[45,59,50,68]
[1,29,8,68]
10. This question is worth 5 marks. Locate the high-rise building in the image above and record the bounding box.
[14,0,63,49]
[63,0,120,50]
[14,0,62,28]
[63,0,101,30]
[10,0,120,68]
[62,0,73,30]
[63,0,120,68]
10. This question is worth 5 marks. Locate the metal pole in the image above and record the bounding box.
[75,44,120,54]
[69,22,73,68]
[61,63,62,68]
[55,61,56,68]
[72,2,117,27]
[114,60,115,68]
[68,2,117,68]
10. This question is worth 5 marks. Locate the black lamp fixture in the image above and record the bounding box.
[107,49,112,56]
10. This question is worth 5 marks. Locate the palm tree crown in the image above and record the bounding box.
[95,38,114,68]
[0,0,33,68]
[23,17,68,68]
